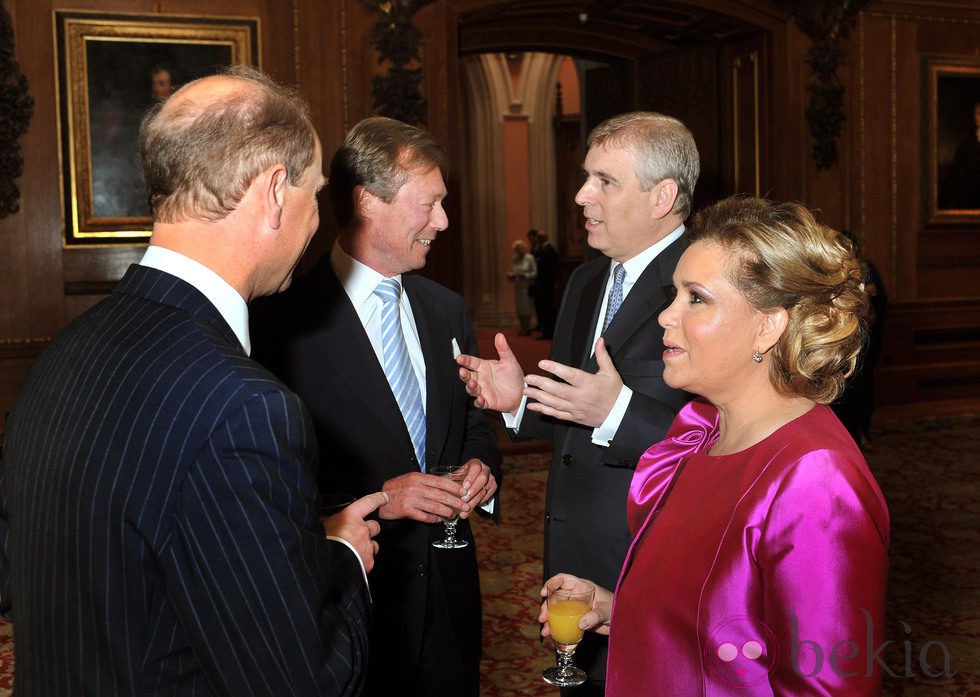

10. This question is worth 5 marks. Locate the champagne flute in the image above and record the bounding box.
[542,582,596,687]
[430,465,468,549]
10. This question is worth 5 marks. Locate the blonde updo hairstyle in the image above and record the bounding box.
[687,196,869,404]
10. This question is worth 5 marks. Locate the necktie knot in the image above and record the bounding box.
[603,263,626,331]
[374,278,401,304]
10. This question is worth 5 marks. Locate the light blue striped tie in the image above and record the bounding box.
[602,263,626,331]
[374,279,427,471]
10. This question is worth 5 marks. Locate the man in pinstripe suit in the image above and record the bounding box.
[0,67,385,695]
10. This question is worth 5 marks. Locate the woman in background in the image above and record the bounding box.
[507,239,537,335]
[540,196,890,696]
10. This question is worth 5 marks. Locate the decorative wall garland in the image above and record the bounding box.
[359,0,435,125]
[0,0,34,218]
[770,0,877,170]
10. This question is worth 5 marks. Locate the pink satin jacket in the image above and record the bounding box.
[607,400,890,696]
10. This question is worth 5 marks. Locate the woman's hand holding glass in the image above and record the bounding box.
[539,574,613,638]
[539,574,614,687]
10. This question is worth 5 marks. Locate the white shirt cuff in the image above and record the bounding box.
[591,385,633,447]
[501,392,529,432]
[327,535,372,602]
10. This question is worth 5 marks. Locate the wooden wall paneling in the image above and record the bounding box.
[290,0,346,270]
[894,16,924,301]
[797,32,850,233]
[413,2,463,293]
[876,299,980,404]
[912,6,980,301]
[851,14,901,302]
[293,0,348,155]
[730,40,764,199]
[637,44,723,210]
[342,2,378,126]
[20,1,64,341]
[767,23,809,203]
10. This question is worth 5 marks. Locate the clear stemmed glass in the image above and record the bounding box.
[431,465,468,549]
[542,582,596,687]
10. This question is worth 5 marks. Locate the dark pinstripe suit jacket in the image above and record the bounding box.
[0,264,370,696]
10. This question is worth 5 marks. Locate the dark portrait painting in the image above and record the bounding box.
[928,59,980,222]
[86,41,233,221]
[56,12,258,244]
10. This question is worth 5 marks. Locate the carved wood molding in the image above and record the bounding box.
[769,0,878,169]
[359,0,436,125]
[0,0,34,218]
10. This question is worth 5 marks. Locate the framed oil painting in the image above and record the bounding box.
[926,57,980,224]
[55,11,260,245]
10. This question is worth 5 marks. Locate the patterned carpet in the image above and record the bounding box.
[0,413,974,696]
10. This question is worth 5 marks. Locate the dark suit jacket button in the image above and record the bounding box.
[545,514,551,522]
[561,454,571,466]
[417,564,425,576]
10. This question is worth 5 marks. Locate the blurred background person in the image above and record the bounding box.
[833,229,888,450]
[507,237,537,335]
[539,195,890,696]
[529,228,559,339]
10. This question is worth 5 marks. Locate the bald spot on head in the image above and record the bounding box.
[158,74,253,130]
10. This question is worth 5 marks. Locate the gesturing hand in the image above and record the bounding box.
[322,491,389,573]
[524,338,623,428]
[456,332,526,413]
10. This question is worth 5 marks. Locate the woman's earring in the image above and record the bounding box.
[753,350,763,363]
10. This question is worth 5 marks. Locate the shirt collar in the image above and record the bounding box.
[331,241,403,305]
[614,224,685,283]
[139,245,251,354]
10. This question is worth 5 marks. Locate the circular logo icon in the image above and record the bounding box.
[704,616,779,688]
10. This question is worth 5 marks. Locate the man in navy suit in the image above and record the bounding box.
[0,66,386,696]
[252,117,501,697]
[457,112,699,695]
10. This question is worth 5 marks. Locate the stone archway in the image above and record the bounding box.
[458,52,566,326]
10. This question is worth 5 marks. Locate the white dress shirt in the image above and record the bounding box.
[330,242,428,406]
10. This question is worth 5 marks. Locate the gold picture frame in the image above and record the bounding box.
[55,11,260,245]
[926,57,980,224]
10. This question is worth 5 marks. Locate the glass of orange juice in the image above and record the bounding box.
[542,582,595,687]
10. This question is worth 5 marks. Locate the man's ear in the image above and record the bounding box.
[757,307,789,354]
[651,178,679,219]
[354,185,375,219]
[265,164,288,230]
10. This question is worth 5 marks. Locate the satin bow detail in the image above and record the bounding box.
[627,399,719,534]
